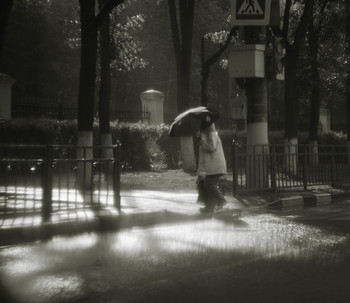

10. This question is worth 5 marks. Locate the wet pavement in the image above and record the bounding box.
[0,189,243,245]
[1,186,349,245]
[0,189,350,302]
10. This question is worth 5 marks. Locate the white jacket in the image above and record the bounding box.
[197,128,227,176]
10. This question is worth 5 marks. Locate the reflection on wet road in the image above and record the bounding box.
[1,203,350,303]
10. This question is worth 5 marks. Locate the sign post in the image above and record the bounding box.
[230,0,277,189]
[243,26,269,189]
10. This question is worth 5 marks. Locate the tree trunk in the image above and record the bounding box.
[98,0,113,162]
[0,0,13,70]
[78,0,97,133]
[346,0,350,162]
[309,36,320,142]
[346,1,350,139]
[168,0,196,171]
[168,0,194,112]
[284,53,299,175]
[77,0,98,190]
[245,77,269,189]
[284,52,299,140]
[282,0,312,175]
[98,0,111,136]
[201,37,208,106]
[176,63,190,112]
[308,0,320,167]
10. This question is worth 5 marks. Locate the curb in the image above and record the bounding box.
[267,192,349,210]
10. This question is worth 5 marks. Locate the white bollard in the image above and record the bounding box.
[140,89,164,124]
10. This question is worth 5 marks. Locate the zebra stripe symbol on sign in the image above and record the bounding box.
[231,0,272,25]
[238,0,263,15]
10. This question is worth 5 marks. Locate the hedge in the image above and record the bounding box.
[0,119,347,171]
[0,119,178,171]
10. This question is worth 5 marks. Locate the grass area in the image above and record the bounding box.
[121,169,198,191]
[121,169,233,193]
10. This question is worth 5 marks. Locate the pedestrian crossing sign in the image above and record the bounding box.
[231,0,272,26]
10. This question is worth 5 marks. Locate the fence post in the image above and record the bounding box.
[271,144,277,191]
[232,140,238,196]
[113,142,121,210]
[331,145,336,187]
[42,144,53,222]
[302,145,308,190]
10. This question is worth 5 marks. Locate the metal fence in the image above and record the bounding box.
[12,103,77,120]
[231,142,350,194]
[0,144,121,222]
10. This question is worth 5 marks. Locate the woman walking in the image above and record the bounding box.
[197,119,227,213]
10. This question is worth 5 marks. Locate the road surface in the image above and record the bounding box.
[1,200,350,303]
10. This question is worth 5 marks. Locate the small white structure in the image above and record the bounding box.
[140,89,164,124]
[0,73,15,120]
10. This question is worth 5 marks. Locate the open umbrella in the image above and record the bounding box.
[168,106,219,137]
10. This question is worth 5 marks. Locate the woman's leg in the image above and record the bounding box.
[204,174,226,209]
[197,178,207,204]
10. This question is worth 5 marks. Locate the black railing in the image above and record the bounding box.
[12,104,77,120]
[0,144,121,222]
[231,142,350,194]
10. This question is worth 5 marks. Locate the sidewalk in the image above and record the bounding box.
[1,187,350,246]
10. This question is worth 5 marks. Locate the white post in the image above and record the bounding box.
[140,89,164,124]
[179,136,197,172]
[246,121,269,188]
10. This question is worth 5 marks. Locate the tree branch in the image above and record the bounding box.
[205,26,237,67]
[96,0,125,26]
[201,26,238,104]
[315,0,331,34]
[292,0,313,52]
[168,0,181,60]
[179,0,186,51]
[281,0,291,46]
[185,0,195,51]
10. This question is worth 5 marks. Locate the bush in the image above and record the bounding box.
[108,122,168,170]
[0,118,78,145]
[319,131,347,145]
[0,119,176,171]
[4,119,345,171]
[268,130,348,145]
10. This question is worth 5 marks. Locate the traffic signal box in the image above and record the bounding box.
[272,36,285,79]
[264,35,285,80]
